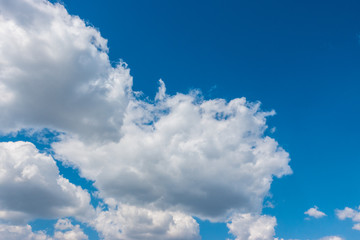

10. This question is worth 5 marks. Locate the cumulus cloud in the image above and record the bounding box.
[227,213,277,240]
[336,206,360,221]
[92,203,199,240]
[336,206,360,231]
[0,141,93,224]
[0,0,293,238]
[54,89,291,220]
[54,219,88,240]
[0,0,132,141]
[0,224,50,240]
[0,219,88,240]
[304,206,326,219]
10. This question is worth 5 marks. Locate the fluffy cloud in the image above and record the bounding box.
[336,207,360,221]
[0,0,292,238]
[0,224,50,240]
[227,213,277,240]
[336,206,360,231]
[54,89,291,220]
[0,219,88,240]
[352,223,360,231]
[92,203,199,240]
[0,141,93,224]
[54,219,88,240]
[304,206,326,219]
[0,0,132,141]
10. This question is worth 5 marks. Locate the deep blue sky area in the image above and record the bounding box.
[33,0,360,239]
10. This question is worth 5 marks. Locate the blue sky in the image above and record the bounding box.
[0,0,360,239]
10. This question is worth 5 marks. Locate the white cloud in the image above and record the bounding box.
[0,224,50,240]
[336,207,360,221]
[352,223,360,231]
[304,206,326,219]
[155,79,166,101]
[0,141,93,224]
[336,206,360,231]
[54,219,88,240]
[92,203,199,240]
[319,236,345,240]
[0,0,132,141]
[0,0,293,238]
[227,213,277,240]
[53,89,291,220]
[0,219,88,240]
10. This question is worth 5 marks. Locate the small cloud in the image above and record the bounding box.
[319,236,345,240]
[305,206,326,219]
[155,79,166,101]
[335,207,358,220]
[352,223,360,231]
[336,206,360,231]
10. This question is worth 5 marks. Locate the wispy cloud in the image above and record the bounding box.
[319,236,345,240]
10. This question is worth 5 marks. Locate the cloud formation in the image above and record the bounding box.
[304,206,326,219]
[0,219,88,240]
[54,90,291,220]
[0,141,93,224]
[227,213,277,240]
[0,224,49,240]
[54,219,88,240]
[336,206,360,231]
[0,0,132,141]
[0,0,292,239]
[92,203,199,240]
